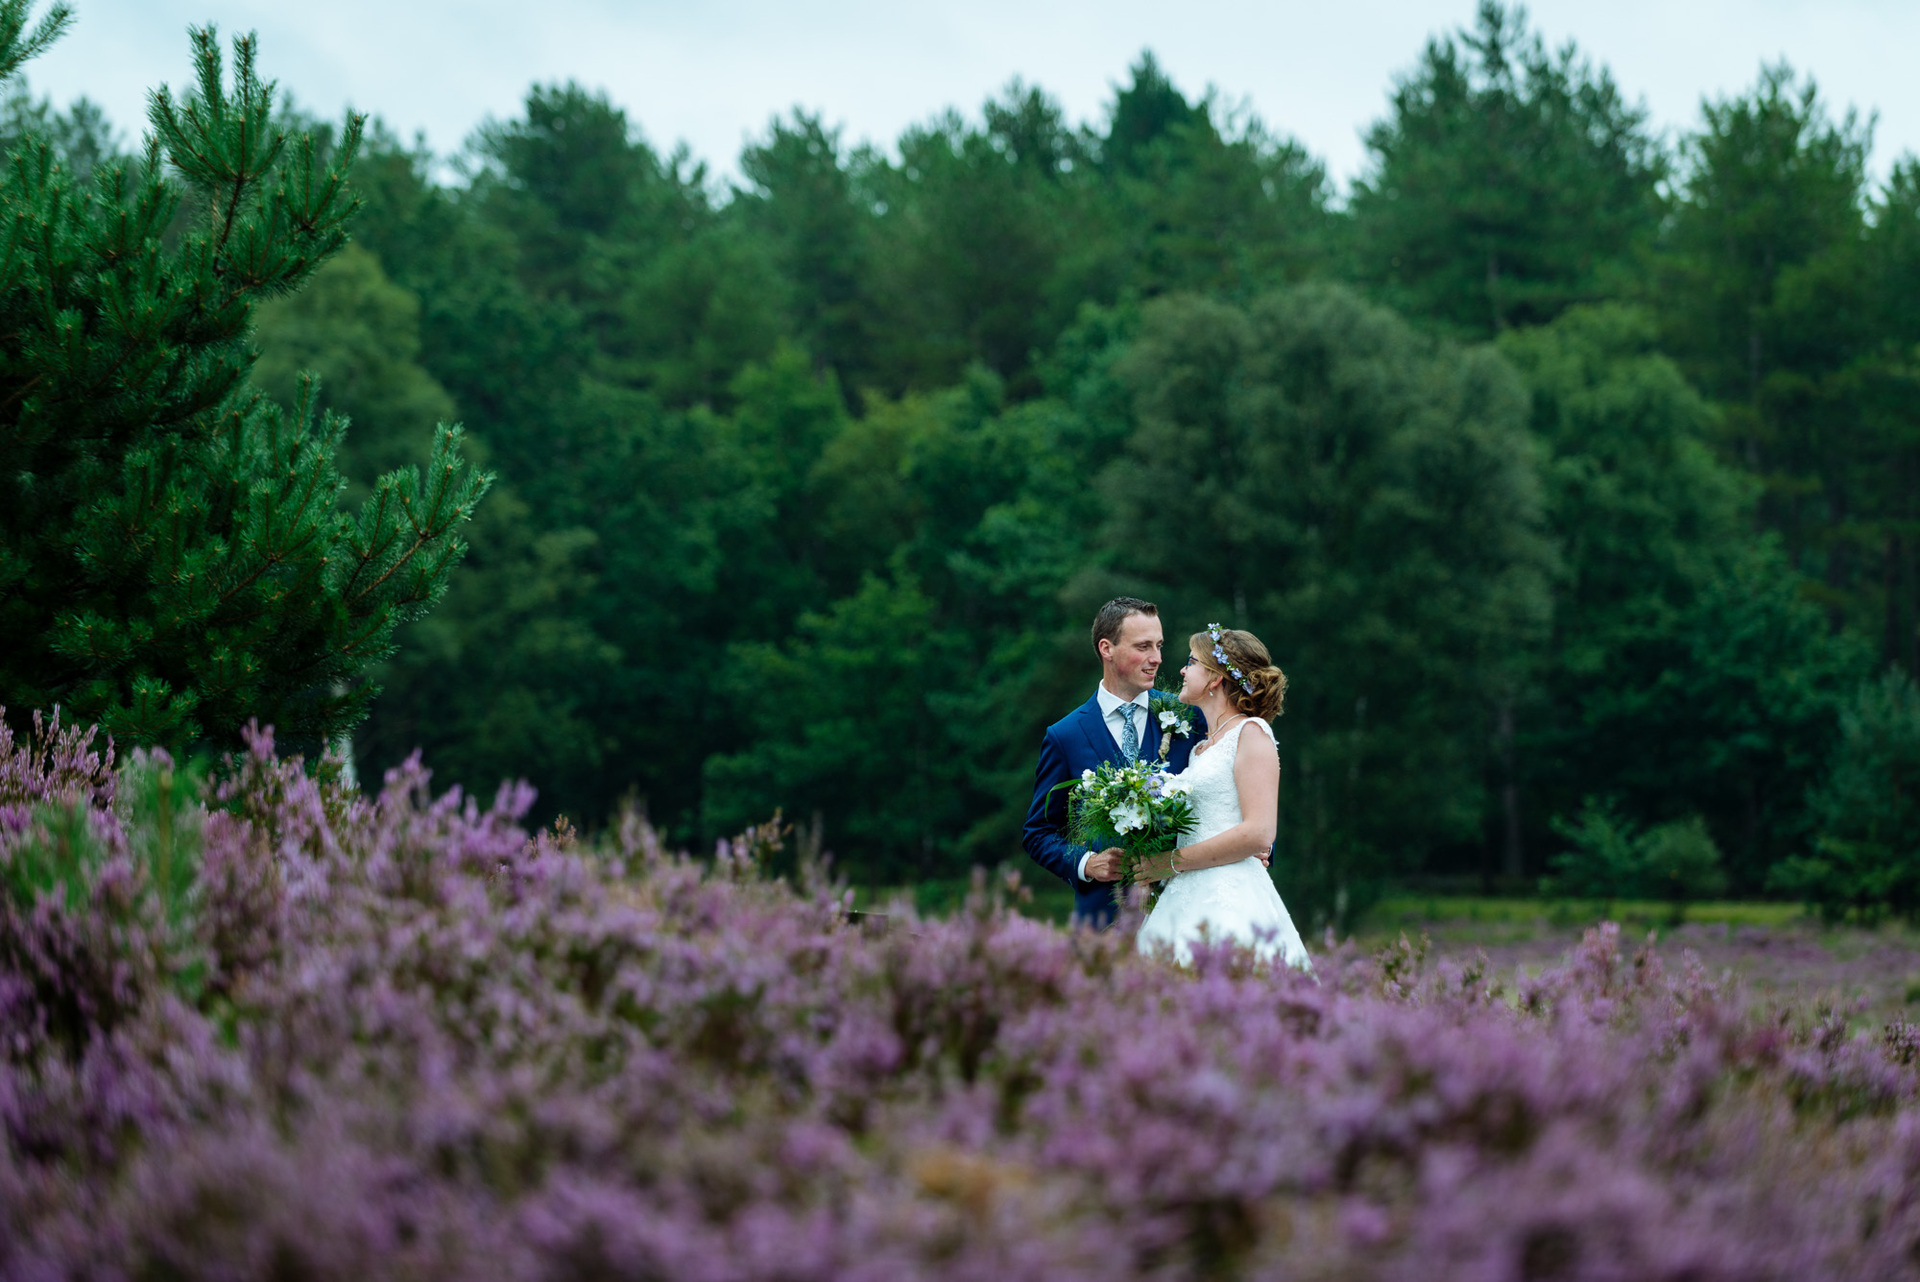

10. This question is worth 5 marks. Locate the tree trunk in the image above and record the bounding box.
[1825,486,1849,633]
[1905,454,1920,676]
[1885,531,1902,669]
[1487,249,1503,333]
[1496,696,1523,881]
[1907,526,1919,676]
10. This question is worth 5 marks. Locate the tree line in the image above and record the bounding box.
[8,1,1920,924]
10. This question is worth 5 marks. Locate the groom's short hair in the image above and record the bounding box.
[1092,597,1158,653]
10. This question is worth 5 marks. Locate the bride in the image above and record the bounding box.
[1133,624,1312,970]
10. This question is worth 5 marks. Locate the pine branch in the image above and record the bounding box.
[0,0,71,81]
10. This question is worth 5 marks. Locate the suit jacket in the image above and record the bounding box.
[1022,691,1204,925]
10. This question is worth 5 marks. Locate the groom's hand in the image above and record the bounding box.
[1258,846,1272,869]
[1086,848,1125,882]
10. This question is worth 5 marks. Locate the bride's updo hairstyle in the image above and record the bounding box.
[1189,627,1288,721]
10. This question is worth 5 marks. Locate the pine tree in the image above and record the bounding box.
[0,9,489,750]
[1350,1,1665,338]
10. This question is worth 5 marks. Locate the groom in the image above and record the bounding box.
[1023,597,1205,927]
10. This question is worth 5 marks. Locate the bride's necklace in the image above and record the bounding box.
[1201,709,1248,750]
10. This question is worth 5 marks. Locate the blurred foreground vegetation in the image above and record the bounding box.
[16,699,1920,1276]
[10,2,1920,928]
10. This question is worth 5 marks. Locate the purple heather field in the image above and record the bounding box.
[1358,908,1920,1025]
[11,710,1920,1280]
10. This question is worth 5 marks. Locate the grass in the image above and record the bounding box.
[1349,895,1817,968]
[854,873,1812,935]
[1360,894,1809,936]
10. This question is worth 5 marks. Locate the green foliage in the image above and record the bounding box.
[471,81,788,409]
[1093,54,1337,303]
[737,112,868,388]
[1772,671,1920,922]
[0,75,119,182]
[1572,557,1868,889]
[251,242,458,496]
[1663,62,1870,406]
[1656,63,1907,654]
[357,493,621,824]
[1544,799,1637,898]
[0,743,210,1009]
[1084,283,1555,927]
[859,100,1076,396]
[1351,1,1665,337]
[1499,305,1748,666]
[0,23,487,751]
[1546,798,1727,903]
[0,797,102,914]
[1494,305,1853,886]
[132,22,1920,924]
[114,749,207,935]
[1640,817,1731,903]
[703,574,962,882]
[0,0,67,81]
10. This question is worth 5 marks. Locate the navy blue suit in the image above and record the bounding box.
[1023,692,1204,925]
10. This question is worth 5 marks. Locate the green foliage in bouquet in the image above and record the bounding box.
[0,9,489,751]
[1058,758,1196,903]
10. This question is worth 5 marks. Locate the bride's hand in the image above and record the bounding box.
[1257,846,1271,869]
[1086,848,1124,882]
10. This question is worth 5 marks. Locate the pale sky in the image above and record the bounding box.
[16,0,1920,195]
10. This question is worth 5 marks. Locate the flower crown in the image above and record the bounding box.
[1206,623,1255,695]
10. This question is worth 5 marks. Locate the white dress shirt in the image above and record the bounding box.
[1078,682,1154,881]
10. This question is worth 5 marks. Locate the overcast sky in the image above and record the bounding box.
[15,0,1919,195]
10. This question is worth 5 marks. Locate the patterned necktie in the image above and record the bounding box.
[1119,703,1140,764]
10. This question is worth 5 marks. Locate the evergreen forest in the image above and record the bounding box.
[9,1,1920,928]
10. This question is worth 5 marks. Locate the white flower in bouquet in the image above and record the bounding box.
[1110,801,1147,834]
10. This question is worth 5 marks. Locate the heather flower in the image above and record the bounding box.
[3,707,1920,1278]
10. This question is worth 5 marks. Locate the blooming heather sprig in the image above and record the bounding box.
[0,707,115,817]
[4,711,1920,1277]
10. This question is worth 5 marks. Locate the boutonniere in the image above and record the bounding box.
[1148,690,1195,761]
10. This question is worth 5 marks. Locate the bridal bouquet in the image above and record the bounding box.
[1057,758,1197,903]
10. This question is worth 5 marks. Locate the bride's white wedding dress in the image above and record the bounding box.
[1136,718,1313,970]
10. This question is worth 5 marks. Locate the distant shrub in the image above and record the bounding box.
[1545,797,1728,903]
[4,706,1920,1278]
[1637,814,1729,902]
[1772,670,1920,923]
